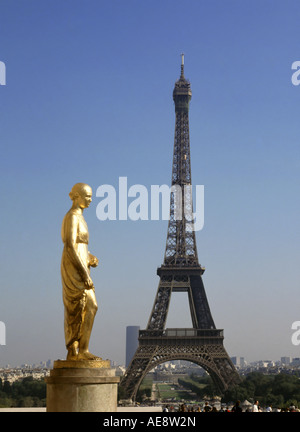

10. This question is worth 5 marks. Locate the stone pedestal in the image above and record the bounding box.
[45,359,120,412]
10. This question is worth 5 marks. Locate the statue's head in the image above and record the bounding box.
[69,183,92,209]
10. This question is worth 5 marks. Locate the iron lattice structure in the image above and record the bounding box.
[120,56,240,401]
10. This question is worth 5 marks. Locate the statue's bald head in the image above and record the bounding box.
[69,183,92,201]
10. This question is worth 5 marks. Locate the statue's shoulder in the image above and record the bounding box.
[61,210,81,242]
[62,209,80,232]
[64,209,80,221]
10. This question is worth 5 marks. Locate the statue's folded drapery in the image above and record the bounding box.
[61,209,95,349]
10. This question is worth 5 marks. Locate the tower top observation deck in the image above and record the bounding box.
[173,54,192,111]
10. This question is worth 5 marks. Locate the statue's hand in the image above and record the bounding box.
[89,253,99,268]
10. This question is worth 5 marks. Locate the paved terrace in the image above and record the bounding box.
[0,407,163,412]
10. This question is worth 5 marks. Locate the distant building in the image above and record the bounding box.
[46,359,53,369]
[258,360,275,368]
[231,356,246,368]
[291,357,300,366]
[126,326,140,367]
[281,357,292,365]
[114,365,126,376]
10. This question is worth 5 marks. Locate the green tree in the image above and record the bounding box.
[223,372,300,408]
[3,380,11,395]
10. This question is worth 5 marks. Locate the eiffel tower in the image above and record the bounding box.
[120,55,240,401]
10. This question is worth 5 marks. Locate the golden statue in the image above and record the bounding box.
[61,183,100,361]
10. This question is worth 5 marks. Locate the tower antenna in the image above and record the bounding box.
[181,52,185,78]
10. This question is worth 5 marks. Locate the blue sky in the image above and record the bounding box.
[1,0,300,367]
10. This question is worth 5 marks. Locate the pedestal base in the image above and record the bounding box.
[45,360,120,412]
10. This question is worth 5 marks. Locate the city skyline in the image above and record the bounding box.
[1,353,300,370]
[1,0,300,368]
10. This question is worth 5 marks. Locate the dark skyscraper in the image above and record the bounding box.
[126,326,140,367]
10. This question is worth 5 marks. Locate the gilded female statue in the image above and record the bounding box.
[61,183,100,361]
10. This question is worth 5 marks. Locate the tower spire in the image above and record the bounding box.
[181,52,185,78]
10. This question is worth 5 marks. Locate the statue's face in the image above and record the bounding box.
[78,187,92,209]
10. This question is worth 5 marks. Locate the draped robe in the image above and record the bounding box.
[61,209,97,349]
